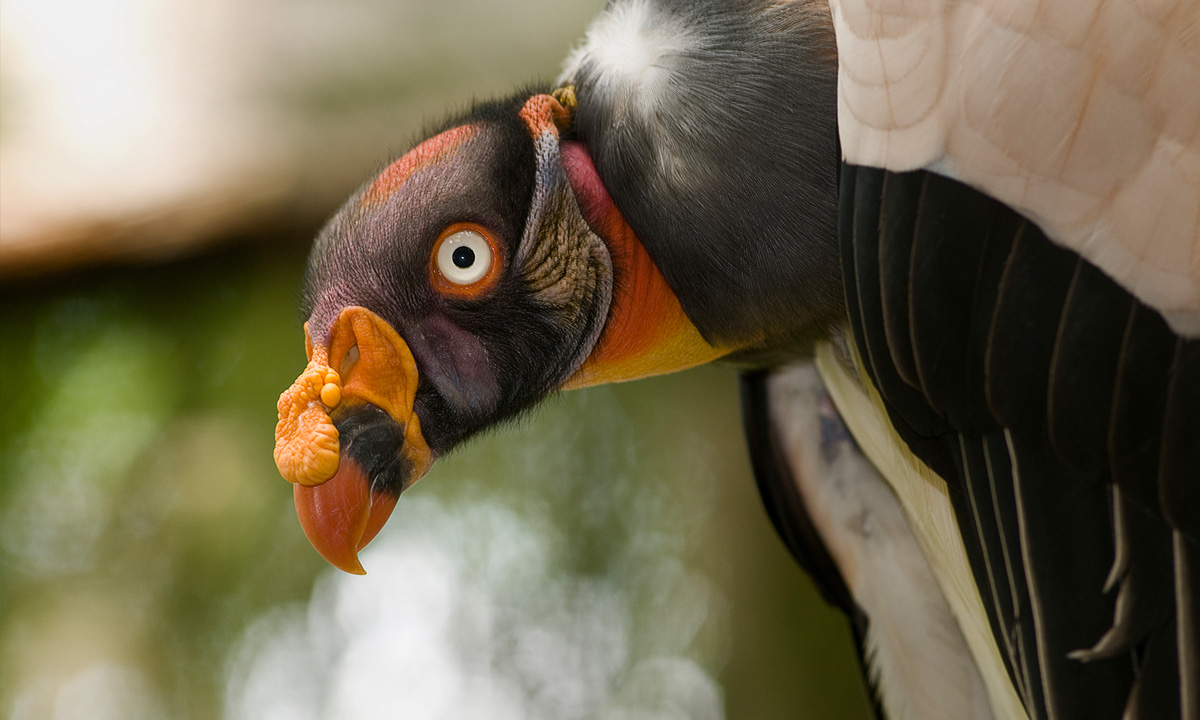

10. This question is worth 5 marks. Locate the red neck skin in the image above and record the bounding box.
[558,141,726,388]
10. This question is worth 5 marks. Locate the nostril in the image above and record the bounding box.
[339,344,360,379]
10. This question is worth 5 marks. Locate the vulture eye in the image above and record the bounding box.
[430,223,501,298]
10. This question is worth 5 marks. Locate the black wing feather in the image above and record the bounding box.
[1160,340,1200,540]
[1006,431,1133,720]
[907,172,999,432]
[841,163,1199,720]
[952,432,1037,709]
[1046,260,1133,478]
[841,165,956,481]
[1108,304,1177,514]
[1174,536,1199,715]
[1128,617,1181,719]
[876,170,923,390]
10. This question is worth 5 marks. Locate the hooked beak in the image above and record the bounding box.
[274,306,433,574]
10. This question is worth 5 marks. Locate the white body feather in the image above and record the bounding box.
[815,343,1031,720]
[769,361,1000,720]
[830,0,1200,337]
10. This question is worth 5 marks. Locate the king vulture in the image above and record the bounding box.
[272,1,1200,718]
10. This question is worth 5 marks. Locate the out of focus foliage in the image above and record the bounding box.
[1,242,868,719]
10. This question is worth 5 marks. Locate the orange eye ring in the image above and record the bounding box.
[429,222,503,299]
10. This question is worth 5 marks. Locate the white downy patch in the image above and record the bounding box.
[558,0,695,121]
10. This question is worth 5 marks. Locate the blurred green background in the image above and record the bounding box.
[1,1,871,718]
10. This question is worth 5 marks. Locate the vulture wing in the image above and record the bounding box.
[822,1,1200,718]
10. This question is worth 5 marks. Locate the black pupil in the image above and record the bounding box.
[452,246,476,269]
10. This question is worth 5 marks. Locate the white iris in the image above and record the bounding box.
[436,230,492,285]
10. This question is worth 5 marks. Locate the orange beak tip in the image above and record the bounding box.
[359,491,399,551]
[292,455,402,575]
[293,460,373,575]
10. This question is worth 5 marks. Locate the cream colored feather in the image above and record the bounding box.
[768,362,997,720]
[814,341,1031,720]
[829,0,1200,337]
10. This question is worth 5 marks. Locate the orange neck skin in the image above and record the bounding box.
[559,141,727,389]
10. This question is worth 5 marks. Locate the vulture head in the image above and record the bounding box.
[272,0,845,573]
[273,90,743,573]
